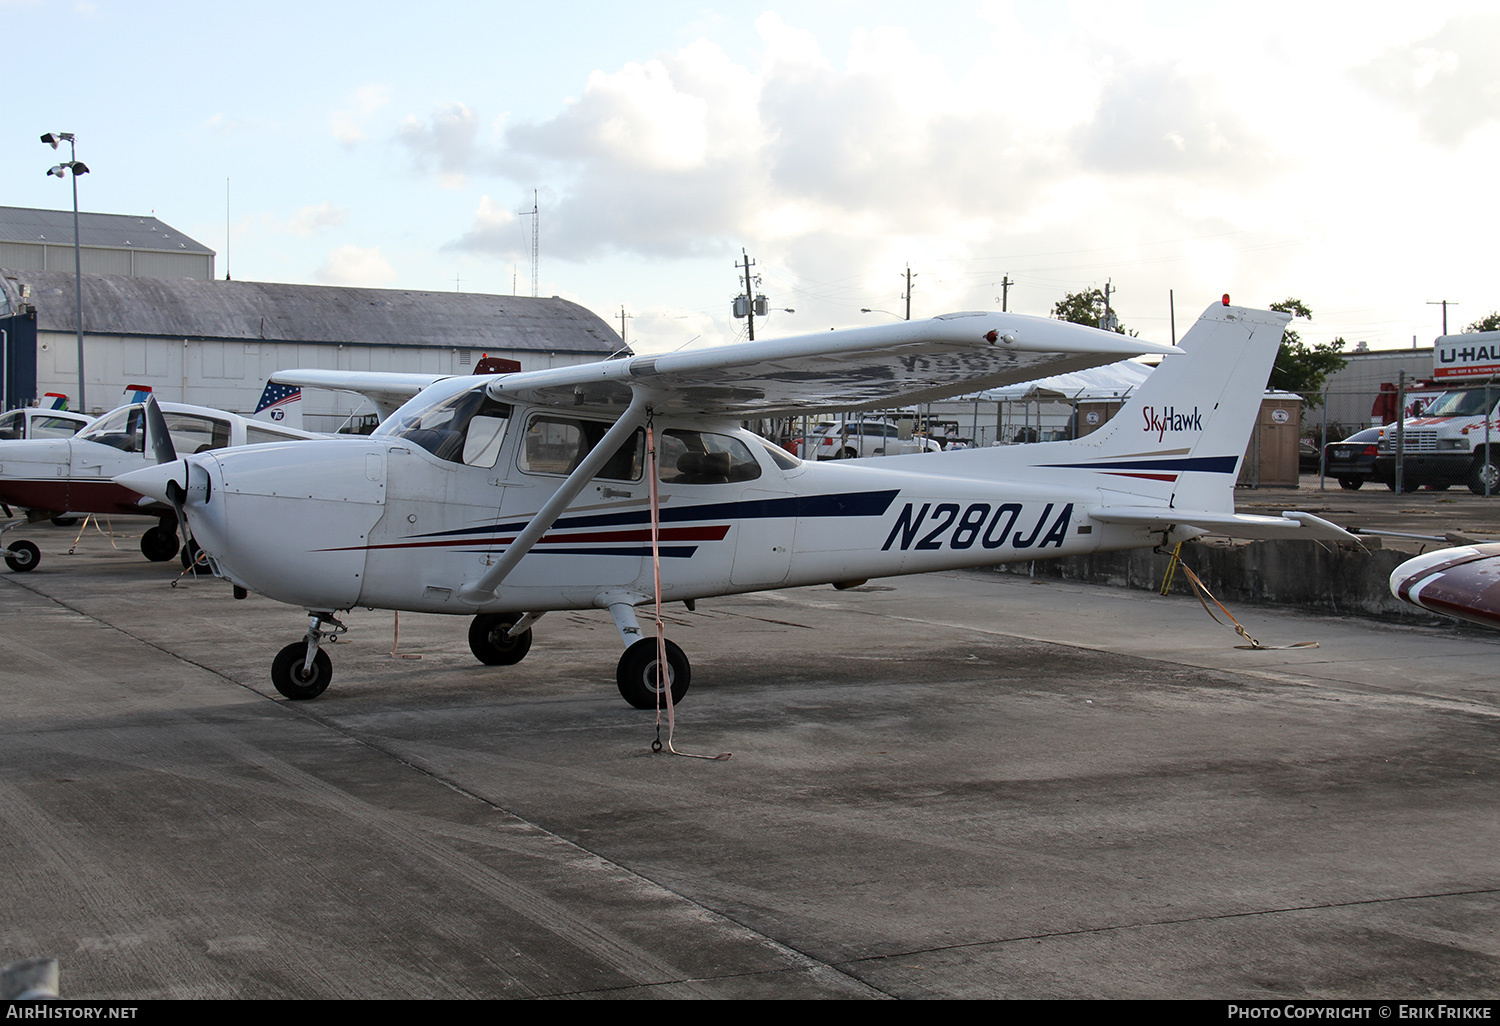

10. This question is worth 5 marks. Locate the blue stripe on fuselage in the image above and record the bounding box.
[407,489,901,541]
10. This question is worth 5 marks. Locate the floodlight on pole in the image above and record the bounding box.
[41,132,88,412]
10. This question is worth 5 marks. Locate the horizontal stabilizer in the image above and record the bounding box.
[269,369,447,420]
[1089,506,1358,543]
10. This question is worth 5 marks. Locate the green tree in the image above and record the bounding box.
[1051,288,1130,334]
[1267,298,1346,406]
[1463,311,1500,333]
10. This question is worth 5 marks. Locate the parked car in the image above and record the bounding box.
[1299,439,1321,474]
[789,420,940,459]
[1322,427,1383,490]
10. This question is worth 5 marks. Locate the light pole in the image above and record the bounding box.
[42,132,89,412]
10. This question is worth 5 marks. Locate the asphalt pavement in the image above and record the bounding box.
[3,520,1499,999]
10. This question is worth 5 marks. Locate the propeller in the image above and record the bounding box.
[143,396,200,567]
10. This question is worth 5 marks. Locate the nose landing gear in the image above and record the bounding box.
[270,613,345,700]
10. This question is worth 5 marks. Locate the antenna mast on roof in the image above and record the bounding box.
[519,189,539,298]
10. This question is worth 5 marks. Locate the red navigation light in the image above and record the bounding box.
[1222,294,1231,306]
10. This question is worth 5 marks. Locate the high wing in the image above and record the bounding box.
[268,369,447,420]
[484,312,1180,416]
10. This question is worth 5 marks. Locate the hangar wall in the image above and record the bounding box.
[1,270,622,429]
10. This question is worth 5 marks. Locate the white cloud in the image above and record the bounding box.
[1356,12,1500,145]
[288,201,350,237]
[316,244,397,286]
[330,84,392,145]
[396,101,484,188]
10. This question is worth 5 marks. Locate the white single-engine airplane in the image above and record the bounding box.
[1,384,316,572]
[119,301,1355,707]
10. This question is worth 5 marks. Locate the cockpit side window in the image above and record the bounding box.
[657,430,762,484]
[520,415,643,481]
[381,387,513,467]
[0,412,21,440]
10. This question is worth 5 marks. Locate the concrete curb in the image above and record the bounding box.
[993,540,1437,622]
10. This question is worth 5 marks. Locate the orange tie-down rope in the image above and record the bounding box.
[1162,543,1318,651]
[646,416,730,760]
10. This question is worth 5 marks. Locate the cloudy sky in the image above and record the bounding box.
[6,0,1499,354]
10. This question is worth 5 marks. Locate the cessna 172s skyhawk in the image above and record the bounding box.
[118,301,1355,708]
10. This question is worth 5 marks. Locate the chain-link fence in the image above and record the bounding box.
[1303,382,1499,496]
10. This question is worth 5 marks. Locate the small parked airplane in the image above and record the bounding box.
[118,301,1355,707]
[1,383,315,572]
[1389,543,1500,630]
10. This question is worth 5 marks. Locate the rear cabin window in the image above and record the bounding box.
[520,415,643,481]
[30,415,85,439]
[163,413,232,454]
[657,430,762,484]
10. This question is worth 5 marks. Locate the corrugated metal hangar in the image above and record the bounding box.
[0,207,622,431]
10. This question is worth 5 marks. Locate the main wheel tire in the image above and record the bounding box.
[1337,477,1363,491]
[271,642,332,700]
[1468,458,1500,496]
[468,613,533,665]
[5,540,40,573]
[616,637,690,709]
[180,538,203,571]
[140,525,180,562]
[50,516,78,527]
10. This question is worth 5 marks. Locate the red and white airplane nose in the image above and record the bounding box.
[1390,543,1500,630]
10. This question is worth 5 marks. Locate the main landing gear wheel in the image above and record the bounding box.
[5,540,40,573]
[468,613,533,666]
[616,637,690,710]
[50,516,78,527]
[140,525,180,563]
[271,642,332,700]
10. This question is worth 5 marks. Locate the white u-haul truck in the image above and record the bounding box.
[1374,329,1500,494]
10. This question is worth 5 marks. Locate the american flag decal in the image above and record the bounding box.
[255,382,302,414]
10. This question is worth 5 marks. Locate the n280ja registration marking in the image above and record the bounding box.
[881,501,1074,552]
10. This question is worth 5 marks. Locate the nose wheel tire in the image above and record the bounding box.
[468,613,533,665]
[5,540,40,573]
[616,637,691,709]
[140,525,180,563]
[271,643,333,700]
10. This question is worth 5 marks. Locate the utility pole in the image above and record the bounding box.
[618,305,631,348]
[1428,300,1457,336]
[997,274,1012,313]
[1100,279,1119,332]
[902,265,916,320]
[732,249,767,341]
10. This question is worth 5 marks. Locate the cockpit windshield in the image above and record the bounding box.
[376,384,513,468]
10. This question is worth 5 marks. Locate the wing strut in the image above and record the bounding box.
[458,392,650,603]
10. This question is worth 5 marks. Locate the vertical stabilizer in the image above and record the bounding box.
[252,381,303,429]
[1058,303,1289,513]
